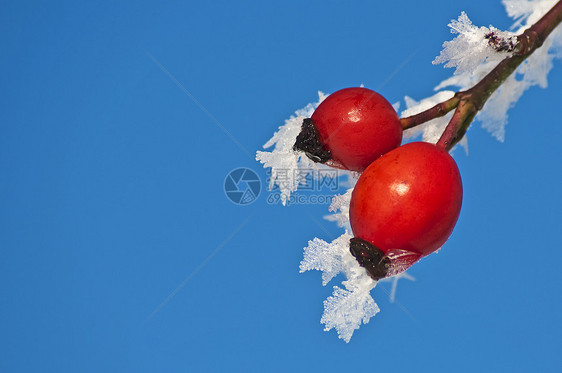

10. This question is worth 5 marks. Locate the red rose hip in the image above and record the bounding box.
[349,141,463,278]
[294,87,402,172]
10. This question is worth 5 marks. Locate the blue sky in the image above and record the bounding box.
[1,1,561,372]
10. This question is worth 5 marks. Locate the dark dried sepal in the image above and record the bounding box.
[349,237,391,281]
[485,31,517,52]
[293,118,332,163]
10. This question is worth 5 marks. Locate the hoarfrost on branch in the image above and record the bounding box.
[407,0,562,143]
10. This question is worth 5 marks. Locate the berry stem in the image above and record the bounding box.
[400,96,460,130]
[402,0,562,151]
[435,100,477,150]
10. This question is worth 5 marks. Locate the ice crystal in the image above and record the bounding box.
[300,232,378,343]
[418,0,562,143]
[379,271,416,303]
[256,92,328,205]
[321,285,379,343]
[323,188,354,230]
[504,0,561,30]
[433,12,516,76]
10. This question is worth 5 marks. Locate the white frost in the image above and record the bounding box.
[504,0,561,30]
[379,271,416,303]
[412,0,562,143]
[433,11,516,76]
[300,232,379,343]
[323,188,354,230]
[256,92,328,205]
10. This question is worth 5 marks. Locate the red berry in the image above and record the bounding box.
[311,87,402,172]
[350,142,463,265]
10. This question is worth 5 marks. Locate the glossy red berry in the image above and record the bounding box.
[349,142,463,272]
[310,87,402,172]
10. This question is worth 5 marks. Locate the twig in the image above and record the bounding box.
[400,0,562,150]
[400,96,460,130]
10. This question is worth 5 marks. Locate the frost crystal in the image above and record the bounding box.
[478,0,562,141]
[256,92,328,205]
[300,232,379,343]
[323,188,354,230]
[300,233,351,287]
[433,12,516,76]
[504,0,561,29]
[321,286,379,343]
[406,0,561,145]
[379,271,416,303]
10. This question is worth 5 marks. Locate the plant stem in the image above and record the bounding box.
[400,96,460,130]
[401,0,562,151]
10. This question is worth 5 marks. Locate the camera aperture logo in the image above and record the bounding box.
[224,168,261,205]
